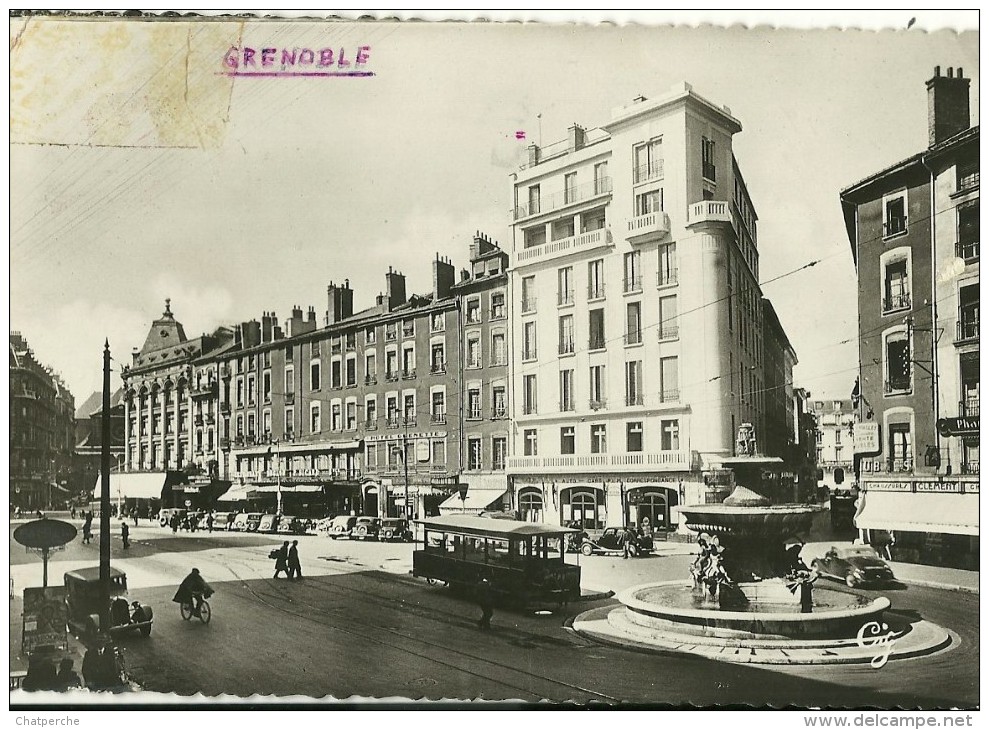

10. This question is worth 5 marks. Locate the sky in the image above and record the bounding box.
[9,11,979,405]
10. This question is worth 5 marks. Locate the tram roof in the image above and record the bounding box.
[417,514,578,538]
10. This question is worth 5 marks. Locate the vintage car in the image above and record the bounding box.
[258,514,279,533]
[379,518,413,542]
[64,566,153,639]
[159,508,187,528]
[350,517,382,540]
[317,515,358,539]
[229,512,250,531]
[580,527,654,557]
[276,516,310,535]
[244,513,265,532]
[811,545,896,587]
[211,511,238,531]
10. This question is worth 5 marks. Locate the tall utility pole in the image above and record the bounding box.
[99,340,112,636]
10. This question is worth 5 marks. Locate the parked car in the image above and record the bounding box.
[580,527,653,557]
[245,513,265,532]
[211,511,238,531]
[350,517,382,540]
[229,512,249,531]
[811,545,896,587]
[258,514,279,533]
[318,515,358,539]
[379,518,413,542]
[159,508,187,528]
[65,566,153,639]
[277,516,310,535]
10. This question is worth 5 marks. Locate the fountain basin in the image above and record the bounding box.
[619,581,890,640]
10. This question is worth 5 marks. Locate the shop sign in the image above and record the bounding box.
[914,480,962,494]
[963,481,979,494]
[415,439,431,462]
[365,431,446,443]
[862,481,912,492]
[22,586,68,653]
[936,417,979,437]
[853,423,880,454]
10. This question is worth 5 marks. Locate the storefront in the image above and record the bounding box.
[560,486,607,529]
[625,486,679,533]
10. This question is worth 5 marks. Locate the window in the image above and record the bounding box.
[564,172,577,205]
[523,321,538,361]
[590,424,607,454]
[659,295,678,340]
[958,283,980,341]
[588,259,605,299]
[331,403,342,431]
[588,309,605,350]
[957,200,979,261]
[346,357,357,387]
[467,335,481,368]
[957,160,979,191]
[310,404,321,433]
[328,360,341,389]
[658,243,677,286]
[625,302,642,345]
[888,423,912,471]
[660,357,679,402]
[883,258,910,312]
[365,398,377,427]
[467,388,482,420]
[552,217,575,241]
[491,332,507,366]
[594,162,609,195]
[558,315,574,355]
[236,415,244,437]
[430,343,445,373]
[403,394,416,423]
[960,353,979,416]
[492,386,507,418]
[589,365,606,408]
[431,312,445,332]
[493,437,507,471]
[431,439,447,465]
[701,136,716,181]
[634,138,663,183]
[884,192,907,237]
[310,360,321,390]
[491,292,506,319]
[365,326,376,344]
[835,429,842,445]
[247,375,256,405]
[523,375,538,414]
[627,422,643,452]
[561,426,576,455]
[521,276,536,313]
[386,396,399,427]
[524,429,538,456]
[661,419,680,450]
[558,266,574,306]
[346,331,357,351]
[467,438,482,471]
[556,368,575,412]
[284,366,294,394]
[284,408,294,437]
[524,226,546,249]
[386,322,398,341]
[262,371,271,402]
[365,352,377,383]
[402,319,415,338]
[625,360,643,406]
[528,185,541,216]
[624,251,641,293]
[885,332,911,392]
[346,402,357,431]
[635,189,663,216]
[402,346,416,377]
[466,298,481,324]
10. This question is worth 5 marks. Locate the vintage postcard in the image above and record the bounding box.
[8,10,980,714]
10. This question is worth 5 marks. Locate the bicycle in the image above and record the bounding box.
[179,595,211,624]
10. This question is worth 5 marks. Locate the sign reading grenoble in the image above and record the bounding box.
[853,423,880,454]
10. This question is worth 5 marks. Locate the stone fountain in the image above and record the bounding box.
[572,426,953,664]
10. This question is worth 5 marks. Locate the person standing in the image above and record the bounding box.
[288,540,302,580]
[476,576,494,630]
[121,521,130,550]
[206,511,214,533]
[82,511,93,545]
[273,541,290,579]
[623,524,637,559]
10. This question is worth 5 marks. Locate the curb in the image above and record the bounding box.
[896,577,979,595]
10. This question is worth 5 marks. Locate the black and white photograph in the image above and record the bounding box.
[8,10,980,715]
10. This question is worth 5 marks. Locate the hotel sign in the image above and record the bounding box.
[936,417,979,437]
[853,423,880,455]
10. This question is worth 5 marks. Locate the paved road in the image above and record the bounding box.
[10,523,979,706]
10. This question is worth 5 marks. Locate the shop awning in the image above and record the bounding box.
[248,484,324,494]
[216,485,252,503]
[439,488,506,515]
[855,490,979,536]
[93,472,168,501]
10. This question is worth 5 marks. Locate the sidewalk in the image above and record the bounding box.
[802,541,978,594]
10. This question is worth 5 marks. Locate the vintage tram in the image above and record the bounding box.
[412,515,582,607]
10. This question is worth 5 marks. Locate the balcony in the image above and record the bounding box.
[587,284,606,302]
[194,415,204,426]
[658,325,679,341]
[190,382,218,398]
[960,399,980,417]
[558,289,574,307]
[623,275,642,293]
[430,361,446,374]
[386,416,401,429]
[364,374,378,386]
[513,177,613,220]
[657,268,679,288]
[659,389,680,404]
[492,406,507,419]
[687,200,732,227]
[507,450,692,475]
[364,419,378,431]
[626,211,671,245]
[521,296,537,314]
[633,160,664,184]
[882,293,911,314]
[515,227,613,268]
[431,413,447,425]
[385,371,400,383]
[956,318,979,344]
[956,240,980,262]
[589,398,607,411]
[466,409,482,421]
[205,414,215,425]
[402,368,417,380]
[403,415,417,428]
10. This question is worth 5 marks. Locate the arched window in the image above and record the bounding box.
[567,490,604,530]
[518,489,543,523]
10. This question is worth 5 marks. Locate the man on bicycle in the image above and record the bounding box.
[172,568,213,617]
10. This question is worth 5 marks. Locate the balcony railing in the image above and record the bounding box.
[626,212,671,244]
[521,296,537,313]
[402,368,417,380]
[688,200,731,225]
[659,389,680,404]
[205,414,215,425]
[956,318,979,343]
[882,293,911,313]
[403,415,417,427]
[558,339,575,356]
[961,460,980,475]
[588,284,606,301]
[956,240,980,262]
[191,382,218,398]
[430,362,446,374]
[657,268,679,287]
[516,228,612,267]
[589,398,607,410]
[385,371,400,382]
[431,413,447,425]
[507,450,691,474]
[194,415,204,426]
[492,406,507,419]
[513,176,612,220]
[364,374,378,386]
[386,416,401,429]
[633,160,664,184]
[558,289,574,306]
[365,419,378,431]
[658,325,679,341]
[624,330,642,346]
[960,399,980,417]
[467,409,482,421]
[623,275,642,293]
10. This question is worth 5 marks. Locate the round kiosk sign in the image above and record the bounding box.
[13,518,78,549]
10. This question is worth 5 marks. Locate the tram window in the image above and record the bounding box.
[446,535,462,554]
[487,538,511,565]
[464,537,486,563]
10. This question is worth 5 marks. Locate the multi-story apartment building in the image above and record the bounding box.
[71,388,126,497]
[840,66,978,569]
[810,398,857,492]
[506,82,792,531]
[10,332,76,510]
[448,235,511,513]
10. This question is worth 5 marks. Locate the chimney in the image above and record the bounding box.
[261,311,274,343]
[432,253,455,300]
[327,280,354,323]
[927,65,971,146]
[307,306,316,323]
[527,143,540,167]
[385,267,406,311]
[470,230,497,260]
[284,305,314,337]
[242,320,261,348]
[568,123,586,152]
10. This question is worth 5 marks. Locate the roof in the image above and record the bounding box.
[417,514,577,538]
[75,391,103,420]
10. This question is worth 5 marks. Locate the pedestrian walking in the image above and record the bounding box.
[132,510,138,527]
[121,522,130,550]
[622,524,637,559]
[206,511,214,533]
[82,512,94,544]
[288,540,302,579]
[476,576,494,630]
[170,514,179,534]
[70,507,77,520]
[272,541,290,578]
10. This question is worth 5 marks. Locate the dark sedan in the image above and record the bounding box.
[811,545,896,587]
